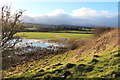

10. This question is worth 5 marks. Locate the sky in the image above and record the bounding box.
[0,0,119,27]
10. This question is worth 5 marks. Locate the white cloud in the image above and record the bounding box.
[21,8,118,27]
[71,7,117,19]
[71,7,97,18]
[45,9,66,16]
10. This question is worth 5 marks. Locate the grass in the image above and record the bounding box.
[15,31,93,39]
[52,30,92,34]
[27,28,38,30]
[3,47,119,79]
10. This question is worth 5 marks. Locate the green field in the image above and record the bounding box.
[16,31,93,39]
[52,30,92,34]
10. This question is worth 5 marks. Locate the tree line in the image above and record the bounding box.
[21,26,92,32]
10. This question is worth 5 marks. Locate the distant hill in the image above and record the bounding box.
[23,23,93,28]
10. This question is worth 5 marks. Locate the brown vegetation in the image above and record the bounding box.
[92,27,112,37]
[74,28,119,58]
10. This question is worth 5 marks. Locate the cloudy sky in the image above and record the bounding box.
[0,0,119,27]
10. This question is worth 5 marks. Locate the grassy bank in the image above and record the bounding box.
[3,47,119,79]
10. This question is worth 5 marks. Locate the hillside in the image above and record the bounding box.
[23,23,92,28]
[2,28,120,80]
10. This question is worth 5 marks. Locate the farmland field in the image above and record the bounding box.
[16,31,93,39]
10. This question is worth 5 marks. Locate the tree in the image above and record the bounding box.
[0,5,25,69]
[0,5,25,53]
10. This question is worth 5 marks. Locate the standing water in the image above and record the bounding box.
[15,39,65,48]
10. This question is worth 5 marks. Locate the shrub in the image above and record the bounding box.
[67,39,86,50]
[92,27,112,37]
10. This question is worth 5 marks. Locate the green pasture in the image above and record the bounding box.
[16,31,93,39]
[52,30,92,34]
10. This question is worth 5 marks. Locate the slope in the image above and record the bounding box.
[2,28,120,80]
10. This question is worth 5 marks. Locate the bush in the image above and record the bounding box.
[92,27,112,37]
[67,39,86,50]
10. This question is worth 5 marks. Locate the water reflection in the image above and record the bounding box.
[15,39,66,54]
[15,39,65,48]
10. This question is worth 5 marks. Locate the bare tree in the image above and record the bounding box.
[0,5,25,52]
